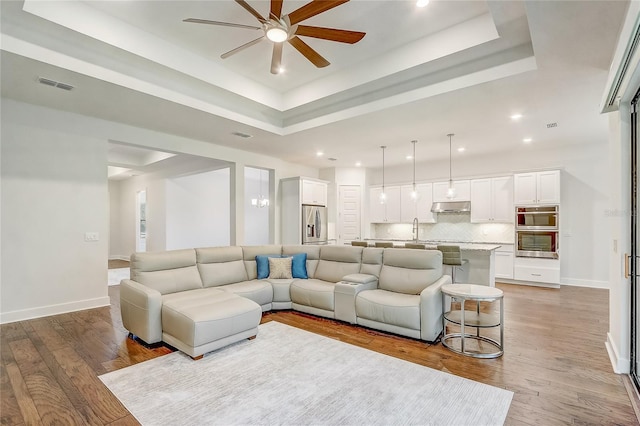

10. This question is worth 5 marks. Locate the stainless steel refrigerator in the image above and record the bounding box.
[302,205,327,244]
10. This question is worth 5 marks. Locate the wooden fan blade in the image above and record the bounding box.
[288,36,330,68]
[221,36,265,59]
[235,0,267,23]
[287,0,349,25]
[183,18,261,31]
[271,42,283,74]
[270,0,283,20]
[295,25,365,44]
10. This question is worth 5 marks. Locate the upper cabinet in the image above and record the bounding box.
[301,179,327,206]
[400,183,435,223]
[514,170,560,205]
[470,176,514,223]
[369,186,401,223]
[432,180,471,202]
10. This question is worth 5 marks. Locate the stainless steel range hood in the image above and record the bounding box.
[431,201,471,213]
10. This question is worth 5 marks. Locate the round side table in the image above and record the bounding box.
[441,283,504,358]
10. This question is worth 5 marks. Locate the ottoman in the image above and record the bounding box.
[161,288,262,359]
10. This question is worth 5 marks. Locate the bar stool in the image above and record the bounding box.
[437,245,468,283]
[404,243,426,249]
[375,242,394,248]
[351,241,368,247]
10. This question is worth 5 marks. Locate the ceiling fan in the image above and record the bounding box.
[184,0,366,74]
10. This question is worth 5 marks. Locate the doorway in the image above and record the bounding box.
[136,189,147,252]
[338,185,361,245]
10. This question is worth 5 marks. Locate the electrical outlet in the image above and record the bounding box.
[84,232,99,242]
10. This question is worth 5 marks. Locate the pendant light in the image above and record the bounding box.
[251,168,270,208]
[379,146,387,204]
[446,133,456,199]
[410,140,418,201]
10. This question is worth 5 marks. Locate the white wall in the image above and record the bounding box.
[108,180,123,258]
[244,167,270,246]
[367,142,610,288]
[166,168,230,249]
[1,98,319,323]
[1,99,110,323]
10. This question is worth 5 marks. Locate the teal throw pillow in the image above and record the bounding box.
[256,254,282,279]
[290,252,308,279]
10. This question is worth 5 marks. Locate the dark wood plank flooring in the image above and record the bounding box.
[0,283,636,425]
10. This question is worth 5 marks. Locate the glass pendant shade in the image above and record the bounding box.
[252,169,270,208]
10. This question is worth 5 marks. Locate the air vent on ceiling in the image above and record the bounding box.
[328,157,337,161]
[38,77,74,91]
[546,122,558,128]
[231,131,252,139]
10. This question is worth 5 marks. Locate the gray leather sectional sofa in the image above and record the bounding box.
[120,245,451,358]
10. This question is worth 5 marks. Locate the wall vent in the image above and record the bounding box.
[231,131,253,139]
[38,77,74,91]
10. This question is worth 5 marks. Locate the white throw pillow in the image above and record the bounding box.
[268,257,293,279]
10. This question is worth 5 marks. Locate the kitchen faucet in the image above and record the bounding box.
[412,217,419,242]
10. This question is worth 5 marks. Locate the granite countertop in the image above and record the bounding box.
[363,238,507,251]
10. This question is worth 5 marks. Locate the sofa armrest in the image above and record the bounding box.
[341,273,378,286]
[419,275,452,342]
[120,279,163,344]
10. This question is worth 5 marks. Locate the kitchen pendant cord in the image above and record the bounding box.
[447,133,454,187]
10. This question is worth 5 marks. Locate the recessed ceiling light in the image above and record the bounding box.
[523,138,533,143]
[316,151,324,157]
[457,147,465,152]
[416,0,430,7]
[510,114,523,120]
[355,161,362,167]
[406,155,413,160]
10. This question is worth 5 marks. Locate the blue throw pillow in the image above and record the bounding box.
[290,252,308,279]
[256,254,282,279]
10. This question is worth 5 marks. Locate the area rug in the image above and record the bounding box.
[108,268,129,286]
[99,322,513,425]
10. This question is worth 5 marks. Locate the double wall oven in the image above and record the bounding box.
[515,205,559,259]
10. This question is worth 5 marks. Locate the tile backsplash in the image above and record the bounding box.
[371,213,514,244]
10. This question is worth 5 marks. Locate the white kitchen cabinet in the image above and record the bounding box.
[470,176,513,223]
[302,179,327,205]
[400,183,436,223]
[494,245,514,279]
[369,186,401,223]
[432,180,471,202]
[513,257,560,285]
[514,170,560,205]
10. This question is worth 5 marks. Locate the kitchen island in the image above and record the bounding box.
[363,239,503,287]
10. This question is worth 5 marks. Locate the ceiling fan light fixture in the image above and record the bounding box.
[266,26,288,42]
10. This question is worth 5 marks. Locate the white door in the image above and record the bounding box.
[338,185,361,244]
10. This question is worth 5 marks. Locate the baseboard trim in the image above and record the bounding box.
[561,277,609,289]
[606,332,630,374]
[109,255,130,261]
[0,296,111,324]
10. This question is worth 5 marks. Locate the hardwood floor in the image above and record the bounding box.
[1,283,637,425]
[108,260,130,270]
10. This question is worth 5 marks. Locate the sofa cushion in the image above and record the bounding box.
[356,289,420,331]
[267,279,294,303]
[379,249,443,295]
[131,249,202,295]
[290,279,335,311]
[162,289,261,348]
[196,247,248,287]
[283,245,320,278]
[217,280,273,306]
[243,245,283,280]
[314,246,363,283]
[360,247,384,277]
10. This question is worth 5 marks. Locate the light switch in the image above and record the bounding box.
[84,232,99,242]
